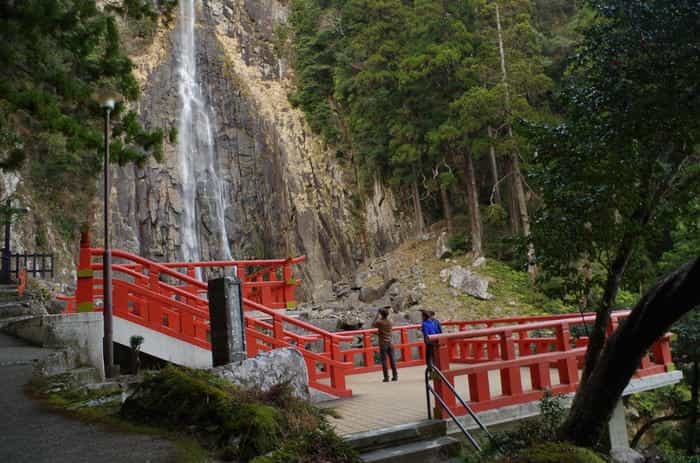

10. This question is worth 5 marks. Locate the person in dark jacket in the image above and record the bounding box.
[372,307,398,382]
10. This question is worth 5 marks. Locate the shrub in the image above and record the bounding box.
[504,442,605,463]
[120,366,358,462]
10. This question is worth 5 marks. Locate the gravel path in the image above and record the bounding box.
[0,332,181,463]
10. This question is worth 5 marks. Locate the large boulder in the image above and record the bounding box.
[213,348,310,400]
[359,278,397,303]
[440,265,493,300]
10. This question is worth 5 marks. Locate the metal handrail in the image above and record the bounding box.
[425,361,495,451]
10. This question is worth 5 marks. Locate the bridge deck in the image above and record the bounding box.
[320,364,562,435]
[319,365,682,436]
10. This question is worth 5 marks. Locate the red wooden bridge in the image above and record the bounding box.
[58,231,676,429]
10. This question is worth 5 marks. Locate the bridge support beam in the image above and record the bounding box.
[208,277,247,366]
[608,399,630,449]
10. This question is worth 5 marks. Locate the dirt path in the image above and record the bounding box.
[0,333,180,463]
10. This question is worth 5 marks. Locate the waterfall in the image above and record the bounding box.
[176,0,231,263]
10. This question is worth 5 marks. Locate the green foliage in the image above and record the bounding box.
[448,233,471,255]
[250,425,360,463]
[0,0,164,239]
[494,442,605,463]
[121,366,358,462]
[466,392,570,462]
[531,0,700,307]
[659,200,700,276]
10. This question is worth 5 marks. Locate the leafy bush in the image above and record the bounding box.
[499,442,605,463]
[121,366,359,462]
[448,233,471,254]
[468,392,569,462]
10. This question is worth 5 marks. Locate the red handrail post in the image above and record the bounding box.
[652,336,673,369]
[400,328,410,363]
[330,339,348,392]
[75,227,94,312]
[283,259,296,308]
[272,312,285,347]
[363,333,373,367]
[556,322,578,384]
[499,329,523,396]
[433,338,457,418]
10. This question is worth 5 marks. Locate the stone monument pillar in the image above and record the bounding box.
[208,277,247,366]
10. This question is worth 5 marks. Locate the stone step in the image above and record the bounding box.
[347,420,447,454]
[360,436,461,463]
[0,302,33,318]
[65,366,102,384]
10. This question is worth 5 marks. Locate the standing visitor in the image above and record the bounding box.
[429,310,443,334]
[372,308,398,382]
[421,310,440,365]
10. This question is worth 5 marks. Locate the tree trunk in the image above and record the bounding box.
[495,4,511,105]
[558,258,700,447]
[689,358,699,455]
[505,158,521,234]
[495,3,535,275]
[464,151,483,256]
[487,126,502,205]
[579,226,644,386]
[411,179,425,237]
[439,182,454,236]
[631,414,689,449]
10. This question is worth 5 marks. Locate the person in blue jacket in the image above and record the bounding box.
[421,310,440,365]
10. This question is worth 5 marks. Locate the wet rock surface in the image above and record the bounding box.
[101,0,410,299]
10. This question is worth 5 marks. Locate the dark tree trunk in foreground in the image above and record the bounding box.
[558,258,700,447]
[579,230,638,385]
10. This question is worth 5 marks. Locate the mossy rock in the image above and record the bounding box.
[503,442,606,463]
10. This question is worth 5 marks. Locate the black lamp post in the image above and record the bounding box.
[94,89,120,378]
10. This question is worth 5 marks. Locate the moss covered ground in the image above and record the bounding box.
[29,367,359,462]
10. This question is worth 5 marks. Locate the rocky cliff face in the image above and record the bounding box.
[100,0,410,298]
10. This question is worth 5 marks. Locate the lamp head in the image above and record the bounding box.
[92,86,122,110]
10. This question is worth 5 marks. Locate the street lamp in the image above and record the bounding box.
[93,88,121,378]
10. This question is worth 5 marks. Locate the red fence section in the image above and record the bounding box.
[428,312,674,417]
[65,231,356,397]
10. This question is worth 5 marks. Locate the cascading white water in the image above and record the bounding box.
[176,0,231,263]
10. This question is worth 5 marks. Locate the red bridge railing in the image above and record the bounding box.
[65,230,355,397]
[59,232,674,404]
[428,312,674,417]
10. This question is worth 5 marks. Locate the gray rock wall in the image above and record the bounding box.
[99,0,410,298]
